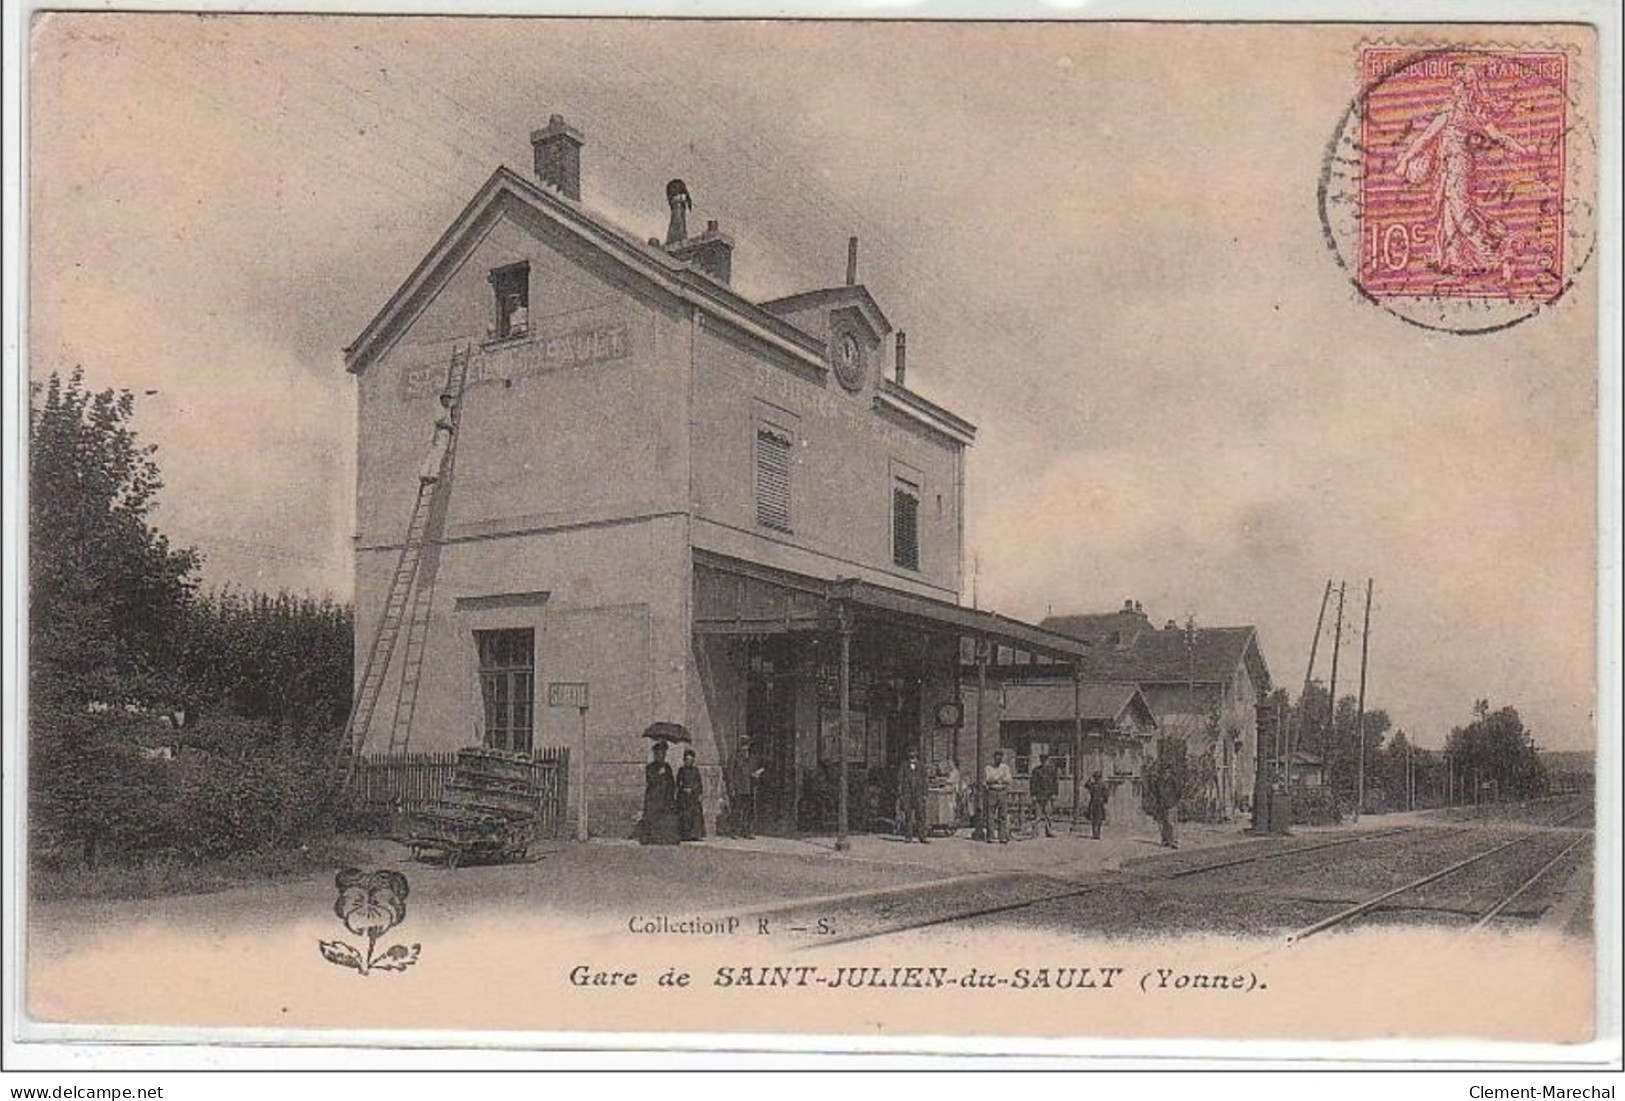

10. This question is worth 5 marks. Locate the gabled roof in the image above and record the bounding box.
[760,285,893,341]
[1040,610,1153,648]
[343,166,829,376]
[1000,681,1157,730]
[1041,614,1272,693]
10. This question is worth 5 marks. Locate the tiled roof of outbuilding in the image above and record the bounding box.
[1040,615,1271,692]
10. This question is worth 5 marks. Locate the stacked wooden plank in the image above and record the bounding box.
[401,747,543,867]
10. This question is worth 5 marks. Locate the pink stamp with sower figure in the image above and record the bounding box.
[1357,48,1567,301]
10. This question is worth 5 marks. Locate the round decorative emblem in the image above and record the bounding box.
[832,331,866,392]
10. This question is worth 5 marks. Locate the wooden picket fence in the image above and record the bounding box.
[350,747,572,840]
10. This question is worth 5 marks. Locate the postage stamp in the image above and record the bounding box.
[1319,42,1596,334]
[1357,48,1567,300]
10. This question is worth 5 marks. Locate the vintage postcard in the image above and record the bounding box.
[7,10,1616,1067]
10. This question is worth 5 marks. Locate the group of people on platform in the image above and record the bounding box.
[641,735,1117,847]
[638,738,764,846]
[895,748,1114,845]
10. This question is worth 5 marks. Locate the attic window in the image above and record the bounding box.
[489,263,530,340]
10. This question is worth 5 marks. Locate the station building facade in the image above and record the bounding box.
[346,117,1089,835]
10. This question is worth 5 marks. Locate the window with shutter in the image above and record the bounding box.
[756,428,792,532]
[893,481,920,570]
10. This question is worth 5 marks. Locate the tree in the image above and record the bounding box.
[1378,728,1410,806]
[1445,701,1547,801]
[1282,680,1389,804]
[29,368,201,705]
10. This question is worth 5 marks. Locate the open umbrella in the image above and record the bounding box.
[642,721,692,744]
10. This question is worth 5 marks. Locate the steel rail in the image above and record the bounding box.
[1552,803,1592,828]
[1284,834,1533,944]
[1155,827,1421,881]
[803,827,1424,950]
[1470,834,1590,929]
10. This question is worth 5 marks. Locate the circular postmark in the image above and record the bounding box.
[1318,43,1596,335]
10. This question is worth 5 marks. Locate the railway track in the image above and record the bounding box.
[1285,811,1592,942]
[799,825,1427,949]
[790,800,1592,947]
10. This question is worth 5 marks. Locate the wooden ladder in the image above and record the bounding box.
[336,344,472,783]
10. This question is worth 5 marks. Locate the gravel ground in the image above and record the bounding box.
[1430,795,1592,829]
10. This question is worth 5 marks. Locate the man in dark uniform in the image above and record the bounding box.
[1029,753,1059,838]
[895,747,930,843]
[1085,770,1111,840]
[726,737,763,838]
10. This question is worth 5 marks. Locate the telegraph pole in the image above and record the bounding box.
[1405,734,1414,811]
[1354,578,1373,822]
[1325,581,1346,804]
[1288,580,1335,795]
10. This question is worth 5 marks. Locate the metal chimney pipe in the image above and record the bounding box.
[895,331,907,386]
[846,236,859,286]
[665,179,692,246]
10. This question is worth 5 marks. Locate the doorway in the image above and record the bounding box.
[744,636,799,835]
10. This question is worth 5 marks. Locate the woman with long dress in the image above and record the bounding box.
[639,741,680,845]
[675,748,706,841]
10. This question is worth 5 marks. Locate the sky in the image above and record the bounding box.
[25,16,1605,751]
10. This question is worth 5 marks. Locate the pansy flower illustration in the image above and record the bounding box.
[319,868,421,975]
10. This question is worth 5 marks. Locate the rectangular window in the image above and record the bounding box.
[755,426,793,532]
[476,628,534,753]
[489,263,530,340]
[892,477,920,570]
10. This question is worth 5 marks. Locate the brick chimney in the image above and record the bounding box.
[669,218,734,285]
[531,115,583,200]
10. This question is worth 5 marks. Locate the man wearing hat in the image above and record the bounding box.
[725,736,764,838]
[895,746,930,843]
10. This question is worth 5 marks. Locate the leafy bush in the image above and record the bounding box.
[178,591,353,739]
[30,705,339,869]
[1290,783,1344,826]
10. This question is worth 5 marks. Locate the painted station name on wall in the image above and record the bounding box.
[399,308,631,400]
[749,362,911,451]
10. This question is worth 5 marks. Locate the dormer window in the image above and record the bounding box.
[489,263,530,340]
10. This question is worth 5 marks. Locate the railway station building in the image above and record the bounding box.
[345,116,1092,836]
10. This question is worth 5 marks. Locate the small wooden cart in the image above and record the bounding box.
[401,747,543,868]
